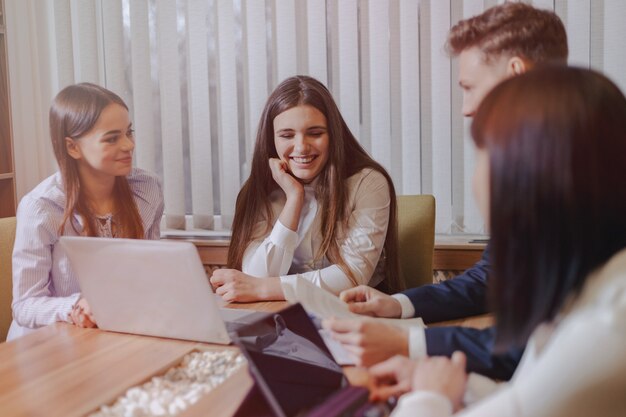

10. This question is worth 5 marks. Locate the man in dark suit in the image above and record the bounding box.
[324,3,569,381]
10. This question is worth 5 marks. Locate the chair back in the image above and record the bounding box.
[397,195,435,289]
[0,217,16,341]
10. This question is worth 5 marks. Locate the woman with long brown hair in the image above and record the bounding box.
[211,75,402,302]
[370,67,626,417]
[7,83,164,341]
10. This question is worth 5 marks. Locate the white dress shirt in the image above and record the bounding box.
[7,168,164,341]
[392,248,626,417]
[242,168,391,295]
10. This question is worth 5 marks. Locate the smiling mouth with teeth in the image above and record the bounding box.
[291,155,317,164]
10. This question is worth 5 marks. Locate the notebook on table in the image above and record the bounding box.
[59,236,266,344]
[231,303,396,417]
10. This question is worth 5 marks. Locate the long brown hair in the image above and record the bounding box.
[472,67,626,350]
[50,83,144,238]
[228,75,402,293]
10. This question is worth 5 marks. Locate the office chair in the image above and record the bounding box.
[0,217,16,341]
[397,195,435,289]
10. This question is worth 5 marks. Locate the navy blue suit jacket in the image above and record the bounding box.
[403,244,523,380]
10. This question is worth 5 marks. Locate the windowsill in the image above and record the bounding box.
[160,233,487,272]
[434,234,489,249]
[161,229,231,239]
[160,230,487,251]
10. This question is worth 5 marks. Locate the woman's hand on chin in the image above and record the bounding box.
[269,158,304,200]
[210,269,284,302]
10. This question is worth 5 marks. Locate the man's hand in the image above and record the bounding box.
[339,285,403,318]
[323,318,409,367]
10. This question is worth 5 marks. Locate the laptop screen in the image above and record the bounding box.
[233,303,348,417]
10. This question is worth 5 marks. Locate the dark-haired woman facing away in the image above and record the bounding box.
[8,83,164,341]
[211,76,402,302]
[373,67,626,417]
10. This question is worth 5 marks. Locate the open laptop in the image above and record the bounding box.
[59,236,267,344]
[231,303,395,417]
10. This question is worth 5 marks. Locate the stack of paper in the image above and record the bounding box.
[281,275,426,365]
[281,274,425,329]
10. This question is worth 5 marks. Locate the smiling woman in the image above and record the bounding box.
[210,75,403,302]
[6,83,164,341]
[273,104,330,185]
[65,103,136,184]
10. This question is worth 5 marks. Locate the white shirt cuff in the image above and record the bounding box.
[408,326,428,359]
[392,391,453,417]
[269,219,299,250]
[392,293,416,318]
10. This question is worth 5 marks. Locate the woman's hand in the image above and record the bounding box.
[323,318,409,367]
[368,355,418,401]
[411,351,468,411]
[269,158,304,200]
[269,158,305,231]
[210,269,284,302]
[68,298,97,328]
[339,285,403,318]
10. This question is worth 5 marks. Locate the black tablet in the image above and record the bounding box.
[231,303,370,417]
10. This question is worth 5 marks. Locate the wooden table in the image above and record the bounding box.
[0,302,490,417]
[430,313,493,329]
[0,302,283,417]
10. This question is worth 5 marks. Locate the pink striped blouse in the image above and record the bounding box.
[7,168,164,341]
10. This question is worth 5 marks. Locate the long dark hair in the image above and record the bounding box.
[228,75,402,293]
[472,67,626,350]
[50,83,144,238]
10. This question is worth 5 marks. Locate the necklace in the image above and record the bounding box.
[94,213,117,238]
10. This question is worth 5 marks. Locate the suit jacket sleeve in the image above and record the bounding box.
[402,244,491,324]
[424,325,524,381]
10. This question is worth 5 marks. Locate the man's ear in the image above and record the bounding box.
[65,137,81,159]
[506,56,529,77]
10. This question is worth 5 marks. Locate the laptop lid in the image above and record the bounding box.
[59,236,231,344]
[232,303,365,417]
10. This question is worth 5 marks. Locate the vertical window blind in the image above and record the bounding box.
[7,0,626,234]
